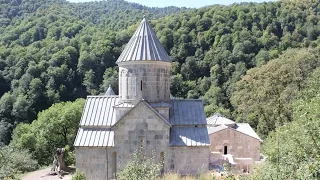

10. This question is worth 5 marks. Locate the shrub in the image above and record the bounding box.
[64,145,75,166]
[72,170,86,180]
[0,145,38,179]
[117,150,163,180]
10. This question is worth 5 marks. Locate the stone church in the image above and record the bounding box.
[74,18,210,180]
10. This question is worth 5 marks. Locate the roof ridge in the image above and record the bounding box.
[87,95,119,98]
[170,99,202,101]
[116,18,171,63]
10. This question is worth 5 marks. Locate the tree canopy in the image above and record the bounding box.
[10,99,85,165]
[251,69,320,179]
[231,48,320,137]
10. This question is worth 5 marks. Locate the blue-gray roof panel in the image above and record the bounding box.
[170,127,210,147]
[169,99,207,125]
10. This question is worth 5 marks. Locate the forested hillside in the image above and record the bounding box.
[0,0,185,144]
[1,0,320,146]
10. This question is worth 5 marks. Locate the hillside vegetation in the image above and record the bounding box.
[0,0,185,144]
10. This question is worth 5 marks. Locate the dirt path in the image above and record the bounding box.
[22,168,73,180]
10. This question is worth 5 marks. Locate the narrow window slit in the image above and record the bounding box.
[141,80,143,91]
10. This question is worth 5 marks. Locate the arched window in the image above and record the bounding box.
[120,70,127,98]
[127,70,136,99]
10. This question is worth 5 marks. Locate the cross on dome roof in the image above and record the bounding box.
[116,18,171,63]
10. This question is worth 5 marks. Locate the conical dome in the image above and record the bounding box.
[105,85,115,96]
[116,18,171,63]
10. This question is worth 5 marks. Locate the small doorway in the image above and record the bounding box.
[224,146,228,155]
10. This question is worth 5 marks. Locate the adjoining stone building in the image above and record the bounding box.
[207,113,262,172]
[74,18,210,180]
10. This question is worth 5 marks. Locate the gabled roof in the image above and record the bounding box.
[116,18,171,63]
[207,123,262,142]
[79,96,119,127]
[112,100,171,128]
[207,113,236,126]
[105,85,116,96]
[170,127,210,147]
[235,123,262,142]
[169,99,207,125]
[207,124,228,134]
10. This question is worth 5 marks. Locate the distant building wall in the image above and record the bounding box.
[209,128,260,161]
[169,146,209,175]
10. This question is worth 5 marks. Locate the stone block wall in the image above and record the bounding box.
[169,146,210,175]
[75,147,116,180]
[118,62,171,103]
[209,128,260,161]
[114,102,171,172]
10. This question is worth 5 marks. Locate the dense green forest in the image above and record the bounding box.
[0,0,186,145]
[1,0,320,177]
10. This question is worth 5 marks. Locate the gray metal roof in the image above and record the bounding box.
[74,128,114,147]
[169,99,207,125]
[170,127,210,147]
[116,18,171,63]
[207,123,262,141]
[149,102,170,108]
[79,96,119,127]
[235,123,262,141]
[105,85,116,96]
[207,124,228,134]
[207,113,235,127]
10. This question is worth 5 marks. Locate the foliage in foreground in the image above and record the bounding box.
[0,145,38,179]
[117,150,162,180]
[250,69,320,180]
[156,172,218,180]
[10,99,85,166]
[72,170,86,180]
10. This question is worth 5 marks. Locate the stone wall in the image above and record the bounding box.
[114,101,171,172]
[169,146,210,175]
[209,128,260,161]
[75,147,116,180]
[118,62,171,103]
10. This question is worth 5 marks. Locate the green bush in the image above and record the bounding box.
[72,170,86,180]
[117,150,162,180]
[0,145,38,179]
[64,145,75,166]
